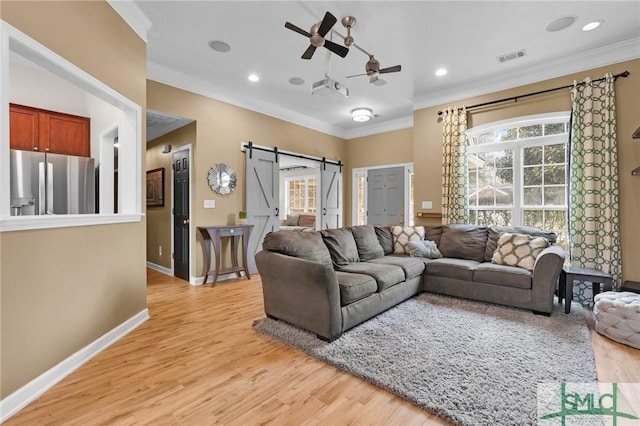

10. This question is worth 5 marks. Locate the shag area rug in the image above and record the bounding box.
[253,293,597,426]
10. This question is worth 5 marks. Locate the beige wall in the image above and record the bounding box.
[0,1,147,398]
[146,123,196,268]
[344,128,414,225]
[412,59,640,281]
[147,80,347,279]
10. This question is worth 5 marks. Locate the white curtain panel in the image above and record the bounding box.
[569,73,622,302]
[441,106,469,224]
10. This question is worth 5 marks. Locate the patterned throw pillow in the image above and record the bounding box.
[391,226,426,254]
[407,240,443,259]
[491,232,549,271]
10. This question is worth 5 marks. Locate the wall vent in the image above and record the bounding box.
[497,49,527,63]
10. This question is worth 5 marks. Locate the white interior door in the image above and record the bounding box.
[245,147,279,274]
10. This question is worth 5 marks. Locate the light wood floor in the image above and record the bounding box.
[5,269,639,425]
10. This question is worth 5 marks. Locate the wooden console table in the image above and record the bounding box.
[197,225,253,284]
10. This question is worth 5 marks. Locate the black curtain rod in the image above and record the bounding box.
[436,70,630,116]
[243,142,342,168]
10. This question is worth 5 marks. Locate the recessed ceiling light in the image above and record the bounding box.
[248,74,259,82]
[288,77,305,86]
[435,68,447,77]
[351,108,373,122]
[208,40,231,53]
[546,16,576,32]
[582,20,603,31]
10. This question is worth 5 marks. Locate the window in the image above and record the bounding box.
[354,171,367,226]
[466,113,570,250]
[285,176,316,214]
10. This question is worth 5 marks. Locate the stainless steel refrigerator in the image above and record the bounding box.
[10,149,95,216]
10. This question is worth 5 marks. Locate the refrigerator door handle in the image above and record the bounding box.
[38,161,46,215]
[47,161,54,214]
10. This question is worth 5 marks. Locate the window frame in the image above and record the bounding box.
[284,174,316,215]
[466,112,570,231]
[0,21,143,232]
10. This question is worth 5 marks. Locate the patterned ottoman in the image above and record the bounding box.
[593,291,640,349]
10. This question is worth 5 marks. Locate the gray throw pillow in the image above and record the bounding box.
[321,228,360,267]
[425,226,443,245]
[374,226,394,255]
[438,224,488,262]
[408,240,443,259]
[350,225,385,261]
[262,230,331,265]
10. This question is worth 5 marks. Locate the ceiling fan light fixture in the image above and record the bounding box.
[351,108,373,122]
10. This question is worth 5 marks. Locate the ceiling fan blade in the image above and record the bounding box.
[379,65,402,74]
[346,72,367,79]
[285,22,311,38]
[301,44,317,59]
[317,11,337,37]
[324,39,349,58]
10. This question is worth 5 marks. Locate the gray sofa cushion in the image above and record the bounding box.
[484,226,557,262]
[366,255,425,280]
[335,271,378,306]
[438,224,488,262]
[350,225,385,261]
[473,263,532,289]
[263,230,332,265]
[425,258,481,281]
[338,262,405,292]
[321,228,360,267]
[374,226,394,255]
[425,225,443,245]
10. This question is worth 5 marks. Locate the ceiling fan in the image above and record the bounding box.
[346,55,402,84]
[285,11,349,60]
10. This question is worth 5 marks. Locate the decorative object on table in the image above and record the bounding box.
[146,168,165,207]
[236,211,247,225]
[254,292,596,425]
[593,291,640,349]
[208,163,236,195]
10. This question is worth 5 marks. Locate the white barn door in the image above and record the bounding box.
[320,161,342,230]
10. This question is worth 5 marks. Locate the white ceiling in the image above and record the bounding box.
[121,1,640,140]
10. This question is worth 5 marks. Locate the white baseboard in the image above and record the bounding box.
[146,261,173,276]
[0,309,149,423]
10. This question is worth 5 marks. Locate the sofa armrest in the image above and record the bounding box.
[256,250,342,340]
[531,245,566,313]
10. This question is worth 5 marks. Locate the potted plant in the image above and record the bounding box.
[237,211,247,225]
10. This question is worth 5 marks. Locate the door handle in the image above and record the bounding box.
[183,218,190,225]
[323,207,327,215]
[275,207,279,216]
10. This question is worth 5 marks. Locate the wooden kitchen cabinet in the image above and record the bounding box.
[9,103,90,157]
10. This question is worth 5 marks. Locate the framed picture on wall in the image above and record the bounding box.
[146,168,165,207]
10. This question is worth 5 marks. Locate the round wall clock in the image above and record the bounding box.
[208,163,237,195]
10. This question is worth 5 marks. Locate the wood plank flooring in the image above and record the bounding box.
[5,269,639,425]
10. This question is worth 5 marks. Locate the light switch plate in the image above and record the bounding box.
[204,199,215,208]
[421,201,433,209]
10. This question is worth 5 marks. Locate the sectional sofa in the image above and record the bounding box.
[256,224,566,341]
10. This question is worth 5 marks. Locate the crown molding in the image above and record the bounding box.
[107,0,152,43]
[147,61,347,139]
[413,37,640,111]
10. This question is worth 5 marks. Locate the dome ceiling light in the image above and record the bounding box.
[351,108,373,122]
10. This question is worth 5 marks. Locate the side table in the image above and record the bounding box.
[558,265,613,314]
[197,225,254,284]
